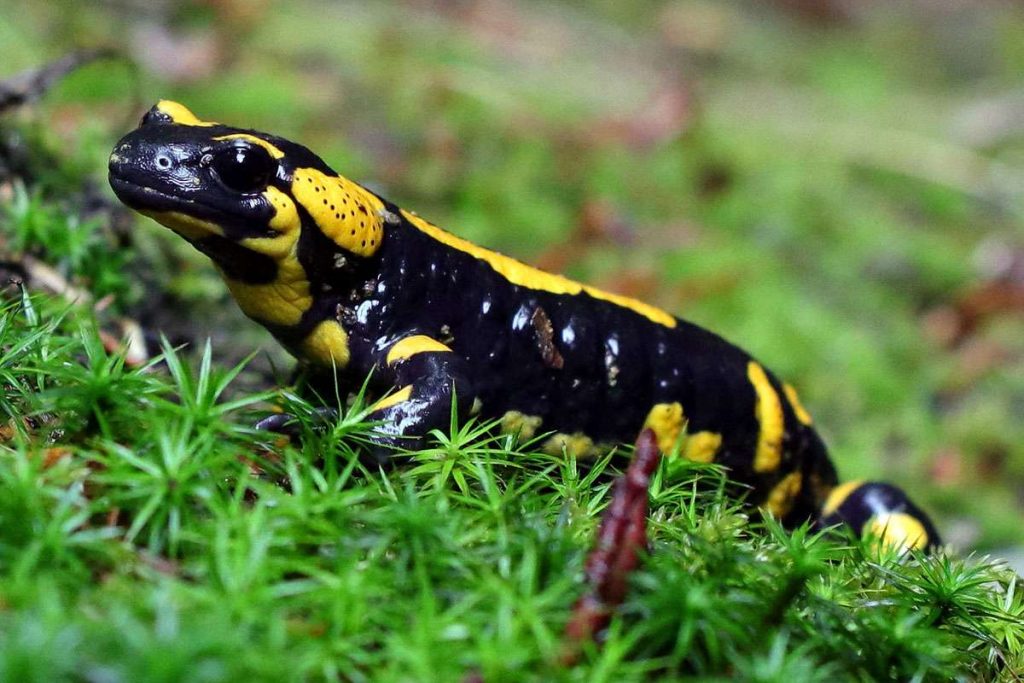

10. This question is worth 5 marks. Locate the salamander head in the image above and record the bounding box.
[109,101,388,275]
[108,101,311,250]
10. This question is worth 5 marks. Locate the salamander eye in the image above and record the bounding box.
[211,144,275,193]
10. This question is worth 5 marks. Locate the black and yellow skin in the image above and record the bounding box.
[108,101,940,551]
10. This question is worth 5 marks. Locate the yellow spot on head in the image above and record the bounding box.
[292,168,385,258]
[866,512,929,552]
[820,480,864,517]
[643,402,685,454]
[372,385,413,412]
[683,431,722,463]
[499,411,543,440]
[213,133,285,159]
[762,471,802,518]
[401,210,677,328]
[142,210,224,241]
[386,336,452,366]
[748,361,784,473]
[783,383,813,426]
[155,100,215,127]
[298,320,350,368]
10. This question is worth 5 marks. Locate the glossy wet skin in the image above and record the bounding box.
[110,110,279,236]
[109,101,941,550]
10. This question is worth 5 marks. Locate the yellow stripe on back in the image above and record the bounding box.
[783,383,814,426]
[292,168,385,258]
[401,210,677,328]
[748,361,784,473]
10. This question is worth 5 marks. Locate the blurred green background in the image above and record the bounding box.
[2,0,1023,552]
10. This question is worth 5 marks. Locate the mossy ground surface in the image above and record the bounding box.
[1,1,1023,680]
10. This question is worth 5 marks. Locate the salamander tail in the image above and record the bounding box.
[817,481,941,552]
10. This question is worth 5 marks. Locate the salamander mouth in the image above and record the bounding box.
[109,175,271,238]
[109,176,214,217]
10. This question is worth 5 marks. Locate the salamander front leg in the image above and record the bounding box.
[254,406,339,436]
[363,335,476,463]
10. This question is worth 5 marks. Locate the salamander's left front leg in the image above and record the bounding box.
[364,335,476,462]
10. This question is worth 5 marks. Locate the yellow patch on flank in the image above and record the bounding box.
[542,432,598,459]
[292,169,385,258]
[643,402,685,454]
[762,471,803,518]
[155,100,216,127]
[866,512,929,552]
[143,210,224,242]
[820,479,863,517]
[748,361,784,473]
[401,211,678,328]
[372,385,414,412]
[213,133,285,159]
[499,411,544,439]
[262,186,301,236]
[298,319,351,368]
[386,335,452,366]
[783,383,814,426]
[683,431,722,463]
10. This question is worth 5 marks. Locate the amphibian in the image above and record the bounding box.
[108,101,940,550]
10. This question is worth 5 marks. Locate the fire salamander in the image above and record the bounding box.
[108,101,940,551]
